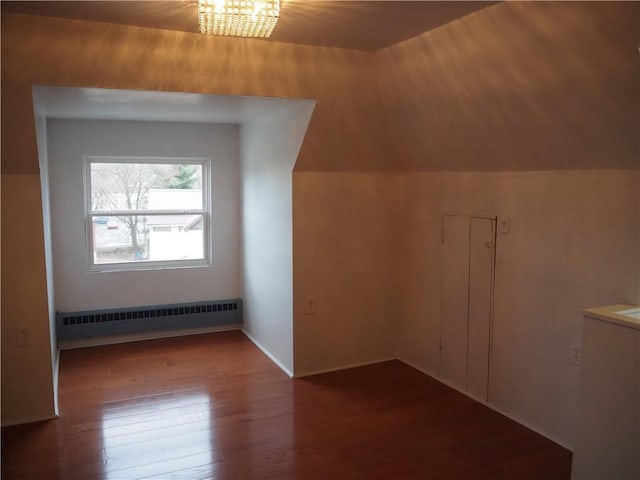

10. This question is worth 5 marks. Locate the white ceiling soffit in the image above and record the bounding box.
[32,85,314,124]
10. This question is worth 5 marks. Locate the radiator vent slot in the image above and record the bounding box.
[56,299,242,340]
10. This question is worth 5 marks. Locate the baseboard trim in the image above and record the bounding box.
[1,413,59,428]
[58,325,242,350]
[241,329,294,378]
[397,356,571,451]
[294,357,396,379]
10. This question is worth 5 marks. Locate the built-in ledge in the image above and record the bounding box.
[582,303,640,330]
[571,303,640,480]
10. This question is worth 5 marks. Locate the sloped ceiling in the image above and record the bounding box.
[1,0,497,51]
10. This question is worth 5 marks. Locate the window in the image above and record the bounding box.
[85,156,211,271]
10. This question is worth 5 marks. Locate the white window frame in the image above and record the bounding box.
[84,155,212,272]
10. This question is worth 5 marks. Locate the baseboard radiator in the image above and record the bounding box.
[56,298,243,341]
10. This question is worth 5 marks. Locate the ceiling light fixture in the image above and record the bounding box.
[198,0,280,38]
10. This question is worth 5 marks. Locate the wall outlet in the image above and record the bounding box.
[305,296,316,315]
[16,327,32,347]
[571,346,581,365]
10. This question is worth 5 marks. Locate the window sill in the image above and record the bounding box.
[88,260,211,273]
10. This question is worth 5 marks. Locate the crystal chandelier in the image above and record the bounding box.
[198,0,280,38]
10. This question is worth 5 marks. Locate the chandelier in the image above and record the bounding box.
[198,0,280,38]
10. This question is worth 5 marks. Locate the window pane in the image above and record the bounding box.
[90,163,203,211]
[92,215,205,264]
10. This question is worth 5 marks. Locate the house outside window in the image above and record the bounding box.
[85,156,211,271]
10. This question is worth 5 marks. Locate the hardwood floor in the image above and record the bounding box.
[2,331,571,479]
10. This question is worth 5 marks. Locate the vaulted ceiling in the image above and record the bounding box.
[1,0,497,51]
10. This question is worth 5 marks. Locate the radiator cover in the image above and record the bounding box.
[56,298,243,340]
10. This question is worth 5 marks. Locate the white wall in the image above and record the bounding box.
[33,110,59,414]
[240,101,315,375]
[396,169,639,448]
[47,119,241,311]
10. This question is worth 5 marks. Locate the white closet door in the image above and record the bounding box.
[440,215,496,399]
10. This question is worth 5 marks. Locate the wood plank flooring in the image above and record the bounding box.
[2,331,571,479]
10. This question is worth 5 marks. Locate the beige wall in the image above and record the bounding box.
[376,1,638,171]
[377,1,640,447]
[1,13,393,175]
[293,172,398,375]
[1,175,57,424]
